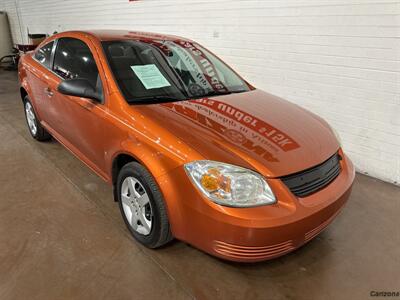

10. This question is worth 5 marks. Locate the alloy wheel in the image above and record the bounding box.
[121,176,153,235]
[25,102,37,136]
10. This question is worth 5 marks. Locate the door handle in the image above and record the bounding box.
[44,87,54,97]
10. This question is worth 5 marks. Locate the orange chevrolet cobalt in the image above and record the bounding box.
[18,30,355,262]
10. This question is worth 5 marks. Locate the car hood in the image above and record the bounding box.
[131,89,340,177]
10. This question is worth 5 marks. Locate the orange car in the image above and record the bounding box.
[18,30,355,262]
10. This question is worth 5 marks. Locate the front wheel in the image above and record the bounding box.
[117,162,173,248]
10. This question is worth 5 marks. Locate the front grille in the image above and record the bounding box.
[281,153,341,197]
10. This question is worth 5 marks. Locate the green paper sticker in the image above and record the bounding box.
[131,64,171,90]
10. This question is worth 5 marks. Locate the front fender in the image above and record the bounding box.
[107,137,203,236]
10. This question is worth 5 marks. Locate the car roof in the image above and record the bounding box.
[62,30,193,43]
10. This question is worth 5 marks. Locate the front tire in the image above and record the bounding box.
[23,96,51,141]
[117,162,173,248]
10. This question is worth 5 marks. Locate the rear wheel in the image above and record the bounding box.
[117,162,173,248]
[23,96,51,141]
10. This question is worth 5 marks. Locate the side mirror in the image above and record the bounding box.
[57,78,102,102]
[36,53,46,63]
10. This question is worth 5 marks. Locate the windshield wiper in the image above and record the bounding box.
[130,89,249,103]
[128,95,185,104]
[204,90,232,97]
[191,89,248,99]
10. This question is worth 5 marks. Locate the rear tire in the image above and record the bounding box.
[117,162,173,248]
[23,96,51,141]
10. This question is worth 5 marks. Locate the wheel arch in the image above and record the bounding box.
[111,153,138,185]
[111,152,139,202]
[20,86,28,103]
[109,140,188,202]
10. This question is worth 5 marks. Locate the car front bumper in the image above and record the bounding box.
[157,150,355,262]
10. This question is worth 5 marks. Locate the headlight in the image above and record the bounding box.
[328,123,342,146]
[184,160,276,207]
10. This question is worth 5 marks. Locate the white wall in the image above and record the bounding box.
[1,0,399,184]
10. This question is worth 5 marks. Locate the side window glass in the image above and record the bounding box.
[53,38,102,96]
[34,41,54,68]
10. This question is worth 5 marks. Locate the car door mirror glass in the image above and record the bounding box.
[57,78,102,103]
[36,52,46,63]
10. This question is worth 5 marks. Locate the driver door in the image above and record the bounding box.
[49,37,108,177]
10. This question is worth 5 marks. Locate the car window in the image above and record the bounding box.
[102,40,250,103]
[102,41,187,103]
[53,37,102,97]
[34,41,54,68]
[164,41,247,92]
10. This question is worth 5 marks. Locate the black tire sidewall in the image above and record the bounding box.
[117,163,165,248]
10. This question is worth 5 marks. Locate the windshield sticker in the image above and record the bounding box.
[131,64,171,89]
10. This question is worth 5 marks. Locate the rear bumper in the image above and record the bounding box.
[157,150,355,262]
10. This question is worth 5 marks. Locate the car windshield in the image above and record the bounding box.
[102,39,251,103]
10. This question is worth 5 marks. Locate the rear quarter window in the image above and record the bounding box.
[34,41,54,68]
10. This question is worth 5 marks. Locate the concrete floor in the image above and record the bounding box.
[0,69,399,300]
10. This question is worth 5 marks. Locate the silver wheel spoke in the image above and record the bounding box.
[127,177,136,194]
[28,111,34,120]
[130,210,139,230]
[122,203,132,225]
[132,188,142,200]
[121,194,131,206]
[139,210,151,233]
[137,193,149,207]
